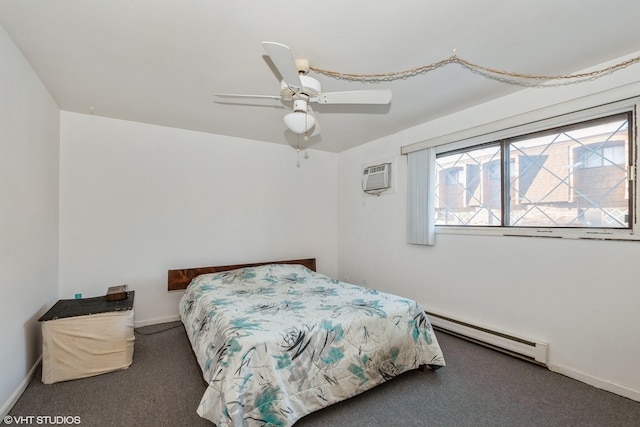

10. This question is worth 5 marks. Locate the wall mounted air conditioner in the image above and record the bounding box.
[362,163,391,195]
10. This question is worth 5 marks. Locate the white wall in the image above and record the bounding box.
[337,52,640,400]
[0,26,60,414]
[59,112,338,325]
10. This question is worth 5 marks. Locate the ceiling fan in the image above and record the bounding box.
[215,42,392,138]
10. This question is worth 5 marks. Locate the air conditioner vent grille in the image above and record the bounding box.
[362,163,391,194]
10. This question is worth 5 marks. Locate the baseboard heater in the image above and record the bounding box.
[426,311,549,366]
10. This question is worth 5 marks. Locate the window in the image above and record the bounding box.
[435,144,502,226]
[434,112,633,231]
[576,141,625,168]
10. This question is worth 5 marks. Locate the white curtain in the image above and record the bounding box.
[407,147,436,246]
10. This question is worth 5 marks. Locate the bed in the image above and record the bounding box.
[171,258,445,426]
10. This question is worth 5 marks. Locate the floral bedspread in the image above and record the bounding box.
[179,263,445,426]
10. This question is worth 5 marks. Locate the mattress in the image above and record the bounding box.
[179,263,445,426]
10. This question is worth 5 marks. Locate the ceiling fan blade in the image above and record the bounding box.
[262,41,303,92]
[311,89,392,105]
[214,93,283,101]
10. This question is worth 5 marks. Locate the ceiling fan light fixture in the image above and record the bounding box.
[284,111,315,134]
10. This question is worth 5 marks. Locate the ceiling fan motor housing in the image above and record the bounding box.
[280,74,321,98]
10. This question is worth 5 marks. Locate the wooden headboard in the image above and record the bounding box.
[168,258,317,291]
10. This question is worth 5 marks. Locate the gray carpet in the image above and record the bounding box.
[5,322,640,426]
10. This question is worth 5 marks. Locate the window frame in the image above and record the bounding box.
[405,97,639,241]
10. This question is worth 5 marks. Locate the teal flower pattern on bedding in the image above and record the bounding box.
[179,263,445,427]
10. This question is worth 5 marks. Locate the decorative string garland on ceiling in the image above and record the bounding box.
[290,51,640,166]
[310,50,640,87]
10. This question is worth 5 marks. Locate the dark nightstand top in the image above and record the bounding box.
[38,291,135,322]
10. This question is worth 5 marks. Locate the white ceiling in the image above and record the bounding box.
[1,1,639,152]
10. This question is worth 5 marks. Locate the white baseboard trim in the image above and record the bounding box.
[134,314,180,328]
[549,362,640,402]
[1,355,42,419]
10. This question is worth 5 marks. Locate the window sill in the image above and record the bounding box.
[435,226,640,241]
